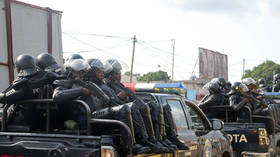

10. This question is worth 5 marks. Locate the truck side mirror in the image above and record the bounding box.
[212,119,224,130]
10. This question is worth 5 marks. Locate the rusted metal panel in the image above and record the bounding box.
[0,62,9,66]
[47,8,52,55]
[5,0,14,83]
[10,0,62,14]
[199,47,228,81]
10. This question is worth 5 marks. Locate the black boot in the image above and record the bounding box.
[168,136,189,150]
[160,140,174,152]
[163,137,178,150]
[133,143,151,154]
[141,139,168,153]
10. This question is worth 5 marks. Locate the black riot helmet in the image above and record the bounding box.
[229,82,249,95]
[36,53,59,71]
[274,74,280,82]
[208,82,220,94]
[211,77,226,89]
[65,54,83,62]
[15,54,38,77]
[258,78,266,85]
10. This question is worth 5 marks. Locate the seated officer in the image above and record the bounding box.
[0,54,58,130]
[273,74,280,92]
[104,59,187,151]
[211,77,230,105]
[242,78,276,133]
[199,82,225,119]
[52,59,93,130]
[52,59,150,155]
[229,82,253,122]
[36,52,61,74]
[85,58,162,153]
[257,78,271,93]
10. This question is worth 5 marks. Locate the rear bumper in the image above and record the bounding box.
[241,151,270,157]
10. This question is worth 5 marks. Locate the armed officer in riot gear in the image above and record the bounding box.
[273,74,280,92]
[52,59,95,130]
[211,77,227,92]
[242,77,277,133]
[104,59,187,151]
[36,53,61,74]
[85,59,168,153]
[198,82,225,119]
[0,54,59,130]
[228,82,253,122]
[257,78,271,93]
[211,77,230,105]
[52,58,151,155]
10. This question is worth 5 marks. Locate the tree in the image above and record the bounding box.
[242,60,280,85]
[138,70,170,82]
[124,71,140,78]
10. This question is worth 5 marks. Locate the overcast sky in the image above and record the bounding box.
[21,0,280,82]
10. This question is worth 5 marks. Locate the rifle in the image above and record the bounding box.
[108,77,137,100]
[242,92,268,108]
[72,79,114,106]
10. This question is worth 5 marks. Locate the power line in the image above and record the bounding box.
[229,60,243,66]
[63,40,131,54]
[62,31,130,39]
[139,41,195,61]
[63,32,131,63]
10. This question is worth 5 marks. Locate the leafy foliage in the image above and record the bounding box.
[242,60,280,84]
[138,70,170,82]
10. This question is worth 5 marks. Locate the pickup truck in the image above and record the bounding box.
[205,102,280,157]
[136,92,233,157]
[0,91,233,157]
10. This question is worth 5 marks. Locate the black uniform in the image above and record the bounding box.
[273,84,280,92]
[106,78,186,151]
[0,70,58,130]
[199,92,225,119]
[229,93,255,122]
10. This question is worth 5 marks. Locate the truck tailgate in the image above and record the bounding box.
[0,132,101,157]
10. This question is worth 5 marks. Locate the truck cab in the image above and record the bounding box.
[137,92,233,157]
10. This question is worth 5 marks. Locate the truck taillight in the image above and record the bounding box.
[258,128,269,146]
[101,146,115,157]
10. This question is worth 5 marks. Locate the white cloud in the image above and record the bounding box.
[18,0,280,82]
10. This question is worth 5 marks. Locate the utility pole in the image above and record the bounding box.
[272,70,276,92]
[191,56,199,78]
[242,58,245,77]
[171,39,175,82]
[130,35,137,83]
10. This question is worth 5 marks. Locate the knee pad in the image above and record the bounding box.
[120,104,132,115]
